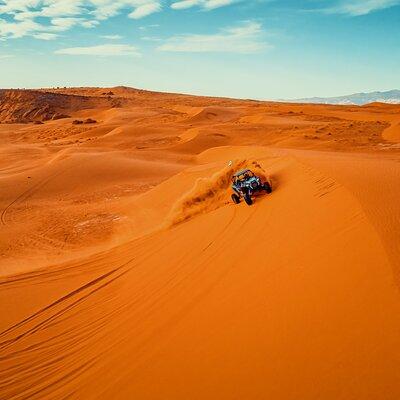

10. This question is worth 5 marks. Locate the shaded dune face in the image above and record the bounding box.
[1,88,400,400]
[0,89,111,123]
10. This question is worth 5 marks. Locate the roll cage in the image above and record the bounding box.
[232,169,255,184]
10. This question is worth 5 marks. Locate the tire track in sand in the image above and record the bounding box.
[1,168,69,226]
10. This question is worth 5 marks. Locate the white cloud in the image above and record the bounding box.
[0,54,14,59]
[101,34,123,40]
[203,0,238,10]
[50,17,82,31]
[128,2,162,19]
[326,0,400,15]
[55,44,141,56]
[81,20,99,28]
[171,0,202,9]
[141,35,162,41]
[171,0,240,10]
[90,1,161,20]
[0,0,257,41]
[138,24,160,30]
[33,32,58,40]
[0,1,163,40]
[0,18,42,38]
[157,21,269,53]
[55,44,140,57]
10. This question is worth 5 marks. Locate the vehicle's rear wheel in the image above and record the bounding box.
[244,193,253,205]
[263,182,272,194]
[231,193,241,204]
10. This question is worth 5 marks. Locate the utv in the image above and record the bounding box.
[231,169,272,206]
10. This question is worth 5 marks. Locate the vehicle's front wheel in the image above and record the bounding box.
[244,193,253,205]
[231,193,241,204]
[263,182,272,194]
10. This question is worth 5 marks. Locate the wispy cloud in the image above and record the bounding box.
[101,34,123,40]
[171,0,201,9]
[129,2,162,19]
[0,1,162,40]
[325,0,400,16]
[0,1,256,41]
[138,24,160,30]
[157,21,269,53]
[55,44,141,56]
[33,32,58,40]
[171,0,242,10]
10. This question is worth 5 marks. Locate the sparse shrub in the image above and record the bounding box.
[84,118,97,124]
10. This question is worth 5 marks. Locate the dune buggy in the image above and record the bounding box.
[231,169,272,206]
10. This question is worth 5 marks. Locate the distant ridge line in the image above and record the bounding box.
[285,89,400,105]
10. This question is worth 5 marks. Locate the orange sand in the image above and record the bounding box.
[1,87,400,399]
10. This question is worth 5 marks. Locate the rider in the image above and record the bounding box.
[232,176,243,195]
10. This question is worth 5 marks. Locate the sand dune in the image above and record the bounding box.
[1,88,400,399]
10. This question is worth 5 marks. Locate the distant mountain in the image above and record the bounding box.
[286,90,400,105]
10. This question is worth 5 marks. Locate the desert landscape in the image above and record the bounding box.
[1,86,400,399]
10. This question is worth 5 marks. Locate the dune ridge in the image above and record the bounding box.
[165,159,267,226]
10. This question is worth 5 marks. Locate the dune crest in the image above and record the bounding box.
[165,159,267,226]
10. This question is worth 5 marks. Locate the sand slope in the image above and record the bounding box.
[1,88,400,399]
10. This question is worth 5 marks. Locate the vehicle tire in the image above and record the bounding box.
[263,182,272,194]
[244,193,253,205]
[231,193,240,204]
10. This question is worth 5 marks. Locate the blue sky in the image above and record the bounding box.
[0,0,399,99]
